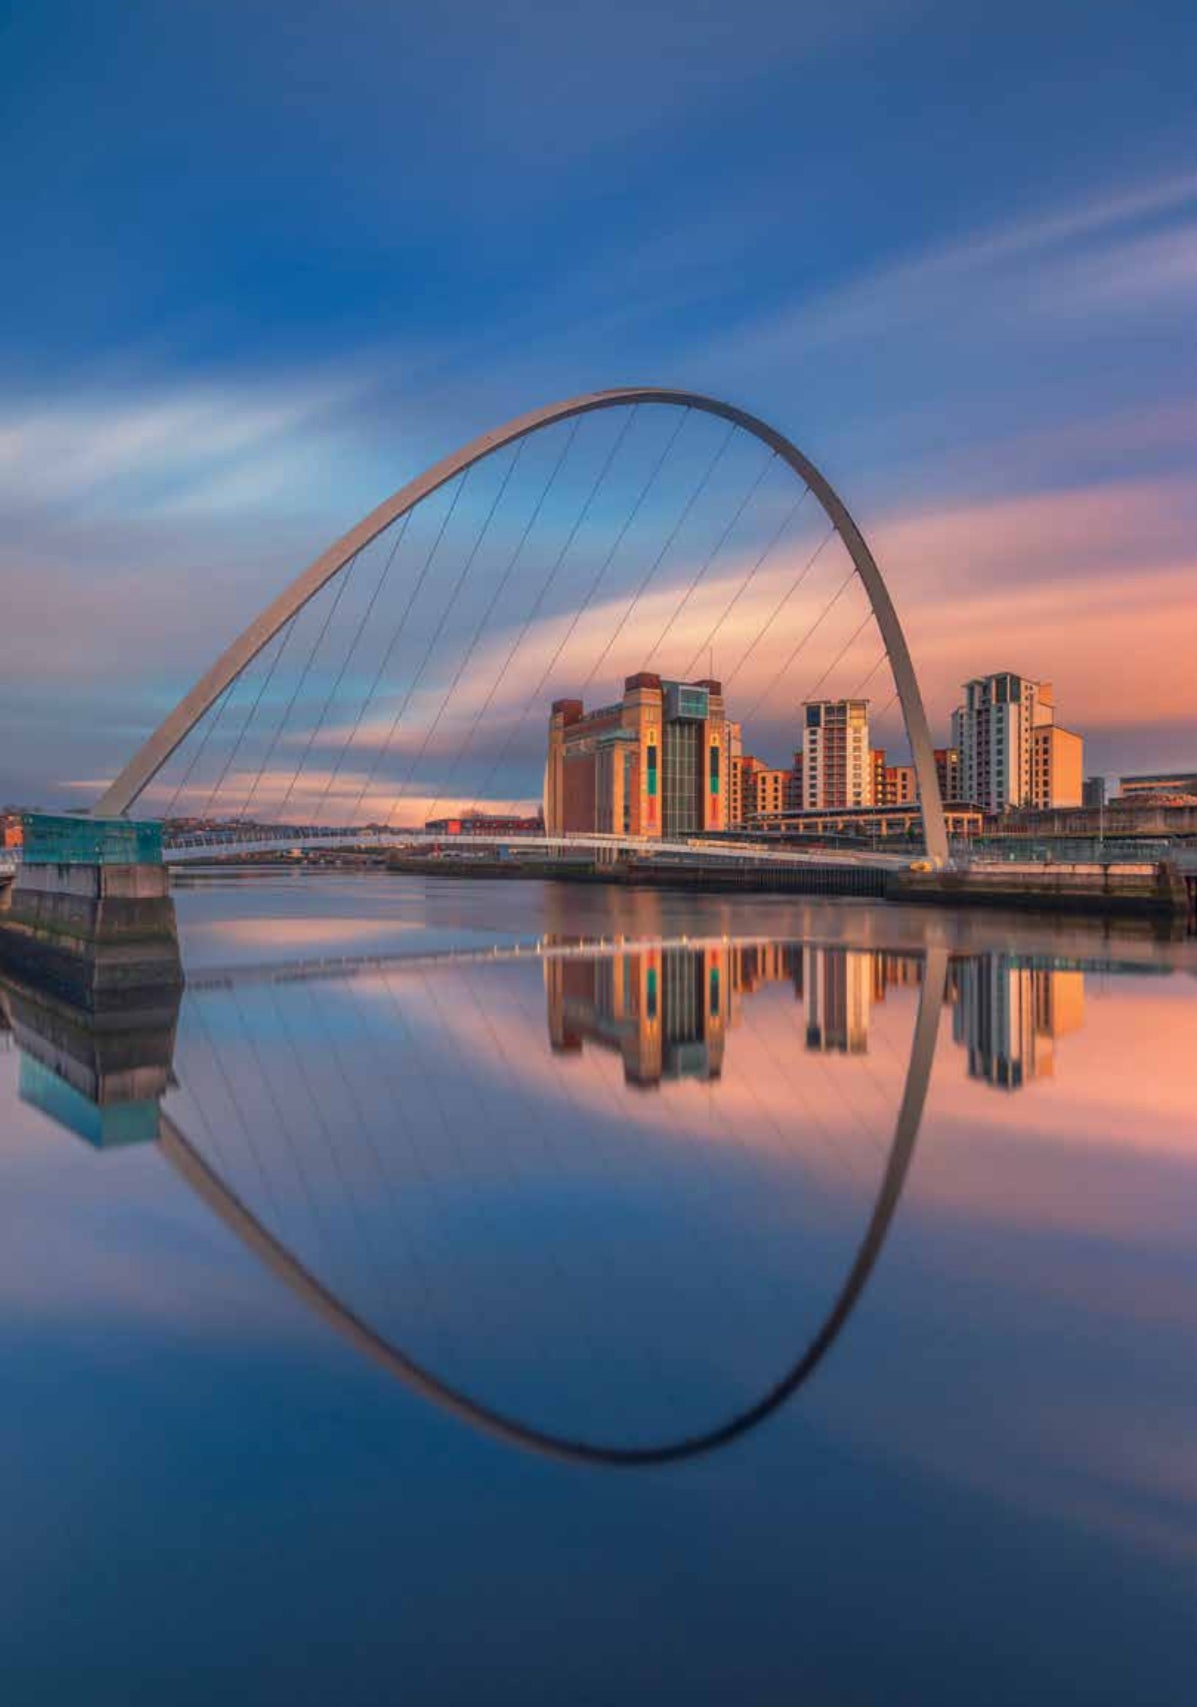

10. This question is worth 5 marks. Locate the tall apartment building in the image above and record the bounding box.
[803,698,871,809]
[952,674,1083,812]
[545,674,730,837]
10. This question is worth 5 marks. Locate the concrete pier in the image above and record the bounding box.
[0,814,182,1009]
[890,859,1190,923]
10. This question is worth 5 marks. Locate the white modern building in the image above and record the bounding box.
[802,698,871,809]
[951,673,1081,813]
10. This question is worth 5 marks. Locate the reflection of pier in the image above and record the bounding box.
[0,975,179,1147]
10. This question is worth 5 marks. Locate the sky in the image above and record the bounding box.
[1,0,1195,810]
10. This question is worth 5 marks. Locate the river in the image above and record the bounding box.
[1,873,1194,1704]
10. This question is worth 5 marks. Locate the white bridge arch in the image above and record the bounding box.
[94,387,948,865]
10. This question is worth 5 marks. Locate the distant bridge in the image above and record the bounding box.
[0,826,909,888]
[160,824,911,867]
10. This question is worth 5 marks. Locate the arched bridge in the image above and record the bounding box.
[84,387,948,867]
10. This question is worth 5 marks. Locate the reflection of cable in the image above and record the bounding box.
[159,943,946,1468]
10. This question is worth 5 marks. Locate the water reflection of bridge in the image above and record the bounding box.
[1,934,1139,1463]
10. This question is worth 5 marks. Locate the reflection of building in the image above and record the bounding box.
[949,954,1084,1090]
[545,674,731,837]
[546,944,728,1086]
[547,942,925,1082]
[804,948,873,1053]
[803,699,871,809]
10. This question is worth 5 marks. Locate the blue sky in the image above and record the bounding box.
[1,0,1195,808]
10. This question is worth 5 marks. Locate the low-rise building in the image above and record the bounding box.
[1117,769,1197,803]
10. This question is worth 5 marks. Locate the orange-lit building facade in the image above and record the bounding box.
[1030,724,1083,810]
[935,745,962,803]
[545,941,935,1085]
[803,698,871,808]
[545,674,731,838]
[870,749,917,807]
[546,942,730,1086]
[949,955,1085,1089]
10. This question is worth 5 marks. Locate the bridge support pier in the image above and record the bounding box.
[0,814,182,1011]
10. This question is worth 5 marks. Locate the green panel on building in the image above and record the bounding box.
[21,812,164,866]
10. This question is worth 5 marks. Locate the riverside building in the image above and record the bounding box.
[545,674,730,838]
[803,698,871,809]
[951,674,1083,813]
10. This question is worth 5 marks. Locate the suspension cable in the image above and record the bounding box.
[340,466,477,824]
[644,448,775,671]
[577,417,732,700]
[411,413,637,823]
[276,513,429,825]
[307,510,415,825]
[237,548,362,822]
[681,484,809,683]
[742,563,857,722]
[722,523,836,689]
[466,414,733,819]
[196,617,298,821]
[798,605,876,708]
[382,440,533,818]
[425,405,688,824]
[162,676,236,821]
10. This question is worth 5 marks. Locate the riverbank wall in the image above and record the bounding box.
[384,852,1192,924]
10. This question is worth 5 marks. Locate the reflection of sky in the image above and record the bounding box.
[1,880,1195,1701]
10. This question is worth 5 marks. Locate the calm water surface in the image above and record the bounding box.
[2,874,1195,1704]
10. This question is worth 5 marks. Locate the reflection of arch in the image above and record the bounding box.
[95,388,948,865]
[158,942,948,1467]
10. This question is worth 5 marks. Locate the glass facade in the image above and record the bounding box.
[663,722,700,835]
[21,812,163,866]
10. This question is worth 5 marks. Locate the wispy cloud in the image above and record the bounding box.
[718,167,1197,365]
[0,365,374,518]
